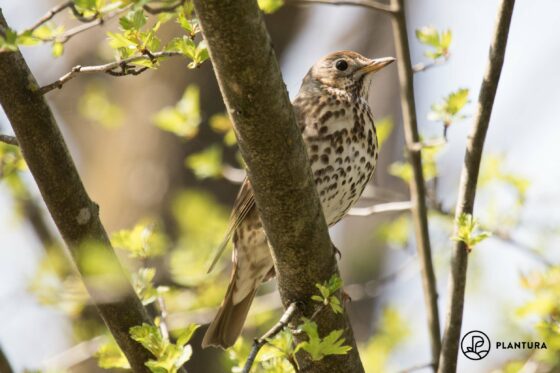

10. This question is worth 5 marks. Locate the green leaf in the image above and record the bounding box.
[415,26,452,60]
[52,41,64,57]
[153,85,201,138]
[130,323,167,357]
[107,31,137,50]
[176,324,200,347]
[119,9,147,31]
[376,116,393,149]
[428,88,469,127]
[132,267,168,306]
[111,220,168,258]
[361,307,410,373]
[258,0,284,13]
[210,113,237,146]
[452,213,491,251]
[185,145,224,179]
[0,27,18,52]
[95,339,131,369]
[295,319,352,361]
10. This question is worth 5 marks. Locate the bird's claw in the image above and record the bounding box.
[332,244,342,260]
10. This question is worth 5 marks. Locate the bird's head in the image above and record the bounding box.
[303,50,395,98]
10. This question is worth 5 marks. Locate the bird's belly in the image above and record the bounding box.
[309,136,376,226]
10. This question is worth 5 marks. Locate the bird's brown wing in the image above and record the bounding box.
[207,178,255,273]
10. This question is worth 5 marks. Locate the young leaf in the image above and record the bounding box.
[153,85,201,138]
[452,213,491,251]
[185,145,224,180]
[130,323,167,357]
[295,319,352,361]
[258,0,284,14]
[416,26,452,60]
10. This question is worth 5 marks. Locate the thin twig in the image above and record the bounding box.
[0,134,18,146]
[431,206,552,267]
[39,51,183,94]
[409,138,447,152]
[157,294,170,340]
[42,336,106,371]
[289,0,396,13]
[242,303,299,373]
[437,1,516,372]
[144,0,186,14]
[398,362,435,373]
[36,5,131,44]
[390,0,441,368]
[412,57,448,74]
[348,200,412,216]
[25,1,72,33]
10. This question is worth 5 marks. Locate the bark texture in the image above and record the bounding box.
[191,0,364,371]
[0,9,159,373]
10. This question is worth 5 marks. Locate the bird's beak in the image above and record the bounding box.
[359,57,396,74]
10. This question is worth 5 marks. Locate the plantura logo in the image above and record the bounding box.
[461,330,491,360]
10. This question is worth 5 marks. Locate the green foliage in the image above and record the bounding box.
[375,215,411,249]
[78,83,124,129]
[295,319,352,361]
[311,274,343,314]
[361,307,410,373]
[132,267,169,305]
[154,85,202,138]
[480,154,530,206]
[0,27,19,52]
[96,338,131,370]
[28,250,88,317]
[111,220,168,258]
[389,143,443,183]
[376,116,393,150]
[452,213,491,251]
[415,26,452,60]
[185,145,224,179]
[130,323,199,373]
[428,88,469,128]
[515,266,560,369]
[258,0,284,14]
[210,113,237,146]
[228,334,296,373]
[169,190,229,287]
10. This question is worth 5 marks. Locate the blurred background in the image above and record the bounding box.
[1,0,559,372]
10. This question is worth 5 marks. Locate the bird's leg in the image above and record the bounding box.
[341,289,352,303]
[332,243,342,260]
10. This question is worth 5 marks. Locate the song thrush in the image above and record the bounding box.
[202,50,395,348]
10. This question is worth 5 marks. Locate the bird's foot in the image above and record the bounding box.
[341,288,352,303]
[332,244,342,260]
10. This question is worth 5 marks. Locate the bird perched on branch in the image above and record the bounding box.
[202,50,395,349]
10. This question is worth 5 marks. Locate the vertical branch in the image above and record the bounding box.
[438,1,515,372]
[0,10,171,373]
[192,0,364,371]
[390,0,441,368]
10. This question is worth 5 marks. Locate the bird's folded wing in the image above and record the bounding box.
[207,178,255,273]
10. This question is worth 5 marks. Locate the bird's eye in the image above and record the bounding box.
[335,60,348,71]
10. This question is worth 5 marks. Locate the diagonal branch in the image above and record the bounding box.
[289,0,396,13]
[0,10,177,373]
[192,0,364,371]
[242,302,299,373]
[390,0,441,368]
[0,133,18,146]
[437,1,516,371]
[39,51,183,94]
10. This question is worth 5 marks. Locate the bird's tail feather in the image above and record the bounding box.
[202,275,256,349]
